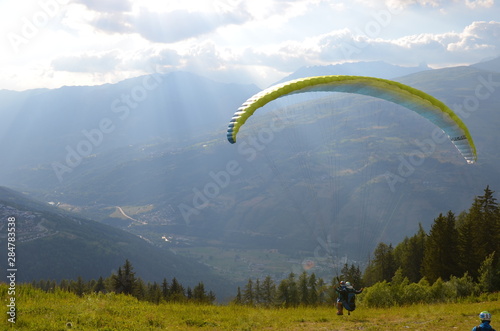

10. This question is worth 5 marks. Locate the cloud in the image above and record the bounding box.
[132,8,250,43]
[79,2,252,43]
[465,0,495,8]
[49,20,498,82]
[311,20,500,65]
[448,20,500,51]
[51,51,121,72]
[73,0,133,13]
[382,0,495,9]
[92,12,133,34]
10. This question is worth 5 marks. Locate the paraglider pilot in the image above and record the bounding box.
[472,311,496,331]
[336,281,363,316]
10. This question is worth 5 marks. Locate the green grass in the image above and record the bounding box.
[2,284,499,330]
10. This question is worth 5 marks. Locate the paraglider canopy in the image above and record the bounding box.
[226,75,477,164]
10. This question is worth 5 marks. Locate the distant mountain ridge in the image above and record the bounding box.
[0,71,259,181]
[275,61,431,84]
[471,56,500,73]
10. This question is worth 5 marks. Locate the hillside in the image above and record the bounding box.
[0,61,499,282]
[0,186,234,299]
[0,71,259,182]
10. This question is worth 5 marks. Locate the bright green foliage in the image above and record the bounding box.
[478,253,496,293]
[361,281,395,308]
[365,186,500,294]
[358,272,489,308]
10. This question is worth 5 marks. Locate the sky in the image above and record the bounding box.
[1,0,499,91]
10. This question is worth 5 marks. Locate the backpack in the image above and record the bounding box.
[341,291,357,312]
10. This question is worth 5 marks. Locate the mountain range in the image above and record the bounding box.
[0,186,234,299]
[1,59,499,284]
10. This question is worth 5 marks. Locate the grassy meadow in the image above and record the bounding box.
[2,284,499,330]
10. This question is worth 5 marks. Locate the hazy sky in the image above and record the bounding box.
[1,0,499,91]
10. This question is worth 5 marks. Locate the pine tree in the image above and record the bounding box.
[287,272,299,307]
[72,276,86,297]
[363,242,396,284]
[477,186,499,264]
[243,279,254,306]
[93,276,106,293]
[308,273,318,306]
[478,252,496,293]
[192,282,207,303]
[254,279,262,305]
[456,187,499,280]
[261,276,276,307]
[59,279,70,292]
[394,224,426,283]
[111,260,139,295]
[341,263,363,286]
[276,278,290,307]
[341,263,350,281]
[298,272,309,306]
[135,278,146,300]
[233,287,243,305]
[316,277,327,305]
[169,277,185,302]
[147,282,162,304]
[421,212,459,283]
[456,210,479,278]
[161,278,169,301]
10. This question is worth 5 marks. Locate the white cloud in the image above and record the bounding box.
[465,0,495,8]
[51,51,121,72]
[448,21,500,51]
[311,21,500,65]
[73,0,133,13]
[131,8,250,43]
[1,0,499,90]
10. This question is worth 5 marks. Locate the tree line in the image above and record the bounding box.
[30,259,216,304]
[362,185,500,292]
[27,186,499,308]
[235,186,500,308]
[233,263,362,308]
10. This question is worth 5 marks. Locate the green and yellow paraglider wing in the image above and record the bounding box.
[226,75,477,164]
